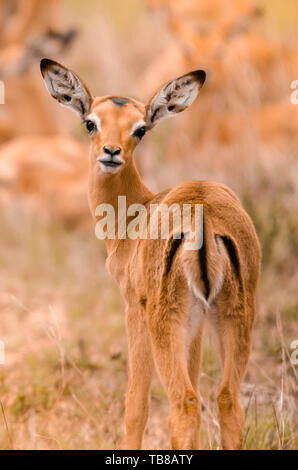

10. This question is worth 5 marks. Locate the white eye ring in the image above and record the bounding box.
[130,119,146,136]
[85,113,101,132]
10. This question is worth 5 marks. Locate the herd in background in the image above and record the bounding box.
[0,0,89,226]
[143,0,298,164]
[0,0,297,227]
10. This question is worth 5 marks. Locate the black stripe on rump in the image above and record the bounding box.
[164,234,184,276]
[220,236,240,276]
[198,218,210,300]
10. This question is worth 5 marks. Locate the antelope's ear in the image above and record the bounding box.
[40,58,92,119]
[145,70,206,129]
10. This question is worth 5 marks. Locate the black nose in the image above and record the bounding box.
[103,146,121,156]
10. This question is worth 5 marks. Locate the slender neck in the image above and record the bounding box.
[88,155,155,254]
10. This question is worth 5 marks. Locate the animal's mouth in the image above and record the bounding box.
[97,156,124,171]
[101,160,122,168]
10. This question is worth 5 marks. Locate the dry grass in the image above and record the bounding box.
[0,0,297,450]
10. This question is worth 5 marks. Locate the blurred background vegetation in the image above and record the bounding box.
[0,0,297,449]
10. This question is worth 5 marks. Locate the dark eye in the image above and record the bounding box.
[133,126,146,140]
[85,120,96,134]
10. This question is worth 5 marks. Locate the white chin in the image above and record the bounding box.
[99,163,122,174]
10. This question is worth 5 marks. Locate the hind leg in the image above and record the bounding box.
[187,294,205,448]
[211,305,254,450]
[147,297,199,450]
[125,306,154,449]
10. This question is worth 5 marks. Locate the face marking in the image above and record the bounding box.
[85,112,101,131]
[87,98,146,175]
[109,97,131,107]
[130,119,147,136]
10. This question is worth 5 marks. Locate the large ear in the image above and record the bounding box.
[40,58,92,119]
[146,70,206,129]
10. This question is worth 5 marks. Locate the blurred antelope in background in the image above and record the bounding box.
[143,0,298,161]
[41,58,261,450]
[0,135,88,226]
[0,0,77,142]
[0,0,90,226]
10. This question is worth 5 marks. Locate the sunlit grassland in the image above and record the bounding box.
[0,0,297,451]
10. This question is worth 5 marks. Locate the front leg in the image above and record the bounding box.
[125,305,154,450]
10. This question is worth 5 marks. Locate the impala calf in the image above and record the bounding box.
[41,58,261,450]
